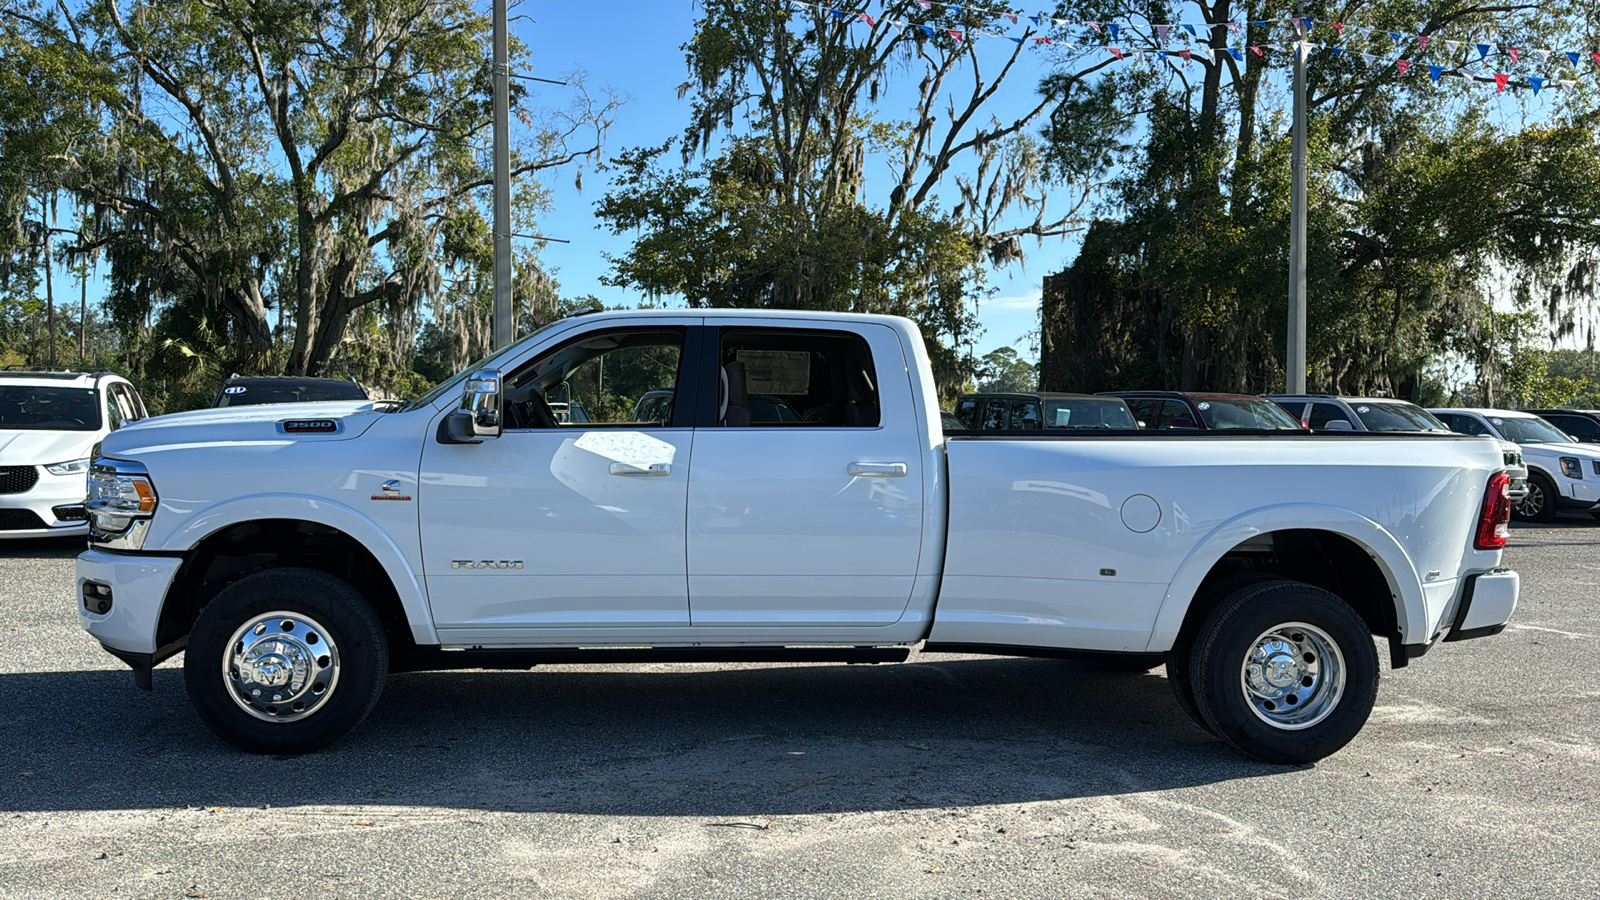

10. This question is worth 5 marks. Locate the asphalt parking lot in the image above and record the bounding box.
[3,519,1598,900]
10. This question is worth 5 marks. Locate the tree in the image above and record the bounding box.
[1,0,616,390]
[1037,1,1600,395]
[598,1,1108,394]
[976,346,1037,392]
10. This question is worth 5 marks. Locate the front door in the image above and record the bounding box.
[419,322,701,638]
[685,321,926,627]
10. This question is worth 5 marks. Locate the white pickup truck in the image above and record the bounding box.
[78,310,1519,763]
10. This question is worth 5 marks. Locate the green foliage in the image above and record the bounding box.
[976,347,1037,392]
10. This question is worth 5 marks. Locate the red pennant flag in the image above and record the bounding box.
[1397,59,1411,75]
[948,29,963,42]
[1109,47,1125,60]
[1332,23,1345,35]
[1418,35,1430,51]
[1508,47,1520,63]
[1250,45,1264,57]
[858,13,875,28]
[1032,37,1052,44]
[1179,48,1192,61]
[1494,72,1509,92]
[1591,53,1600,67]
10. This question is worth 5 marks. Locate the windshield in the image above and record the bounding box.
[0,385,101,431]
[1352,402,1450,433]
[1492,415,1576,444]
[216,382,366,407]
[1195,397,1305,430]
[1043,398,1138,429]
[407,319,570,409]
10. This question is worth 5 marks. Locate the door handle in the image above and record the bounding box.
[609,462,671,476]
[847,462,907,477]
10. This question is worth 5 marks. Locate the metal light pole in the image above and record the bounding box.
[1286,6,1308,392]
[491,0,513,350]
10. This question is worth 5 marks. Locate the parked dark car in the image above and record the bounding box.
[1521,409,1600,444]
[1098,391,1306,431]
[212,375,369,408]
[953,392,1138,430]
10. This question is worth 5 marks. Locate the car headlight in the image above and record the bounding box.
[86,459,158,549]
[1560,457,1583,479]
[45,458,91,476]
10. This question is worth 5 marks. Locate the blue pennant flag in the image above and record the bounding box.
[1567,51,1582,66]
[1331,46,1345,57]
[1252,20,1271,29]
[1228,47,1243,61]
[1301,17,1313,31]
[1182,24,1196,37]
[918,24,935,38]
[1158,50,1169,60]
[1107,23,1120,41]
[1008,36,1024,45]
[1389,31,1403,43]
[1428,64,1444,82]
[1476,43,1492,60]
[1029,15,1045,26]
[1529,76,1544,94]
[828,7,847,22]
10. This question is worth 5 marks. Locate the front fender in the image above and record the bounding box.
[1143,504,1425,653]
[161,493,437,646]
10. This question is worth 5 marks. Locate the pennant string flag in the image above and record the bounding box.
[1428,64,1444,82]
[1494,72,1508,92]
[1396,59,1410,75]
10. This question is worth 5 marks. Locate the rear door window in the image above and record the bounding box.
[1122,398,1162,429]
[717,328,879,427]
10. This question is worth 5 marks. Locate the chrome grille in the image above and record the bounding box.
[0,465,39,494]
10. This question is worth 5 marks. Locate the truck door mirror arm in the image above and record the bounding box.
[441,369,504,444]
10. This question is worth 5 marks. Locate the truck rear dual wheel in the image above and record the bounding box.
[185,567,388,754]
[1188,578,1379,764]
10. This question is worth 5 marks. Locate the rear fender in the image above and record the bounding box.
[1144,504,1424,653]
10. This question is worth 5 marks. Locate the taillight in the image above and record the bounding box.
[1474,471,1511,550]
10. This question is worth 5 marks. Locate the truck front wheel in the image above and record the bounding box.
[1189,579,1378,764]
[184,567,389,754]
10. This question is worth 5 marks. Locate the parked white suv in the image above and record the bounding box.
[1430,407,1600,522]
[0,370,148,538]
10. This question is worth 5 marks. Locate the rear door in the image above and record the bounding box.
[685,321,925,627]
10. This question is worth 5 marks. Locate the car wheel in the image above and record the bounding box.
[1188,579,1379,765]
[1513,472,1558,523]
[185,567,388,754]
[1166,572,1276,737]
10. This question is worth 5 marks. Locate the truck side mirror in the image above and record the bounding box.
[443,369,503,443]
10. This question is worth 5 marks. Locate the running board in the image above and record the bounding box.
[393,644,912,672]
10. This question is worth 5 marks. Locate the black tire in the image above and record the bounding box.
[185,567,388,754]
[1189,579,1379,765]
[1514,471,1559,523]
[1167,571,1275,736]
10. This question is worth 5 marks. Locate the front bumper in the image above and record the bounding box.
[0,468,91,538]
[1442,569,1519,642]
[1558,475,1600,509]
[77,548,184,661]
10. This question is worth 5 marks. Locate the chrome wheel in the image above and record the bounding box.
[223,611,341,723]
[1515,481,1545,519]
[1239,622,1345,730]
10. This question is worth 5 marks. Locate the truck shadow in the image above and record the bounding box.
[5,657,1283,815]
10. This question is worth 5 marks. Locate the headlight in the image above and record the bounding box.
[1560,457,1583,479]
[86,459,158,550]
[45,458,91,476]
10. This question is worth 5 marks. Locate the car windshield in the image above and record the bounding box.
[1492,415,1576,444]
[0,385,101,431]
[217,382,366,406]
[1042,398,1137,429]
[1352,402,1450,433]
[1195,397,1304,430]
[407,318,569,410]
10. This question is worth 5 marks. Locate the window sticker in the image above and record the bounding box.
[735,350,811,394]
[1054,408,1072,426]
[1492,417,1503,425]
[1357,406,1370,413]
[224,386,247,394]
[1197,402,1211,410]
